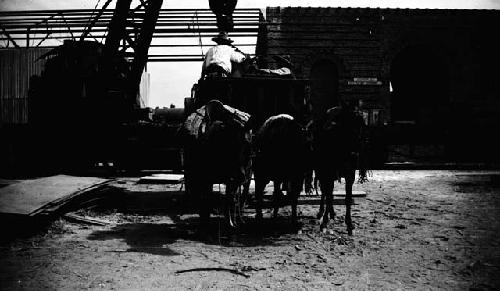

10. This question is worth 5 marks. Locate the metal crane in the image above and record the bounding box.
[25,0,240,171]
[100,0,237,103]
[102,0,163,107]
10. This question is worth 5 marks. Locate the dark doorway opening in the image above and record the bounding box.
[390,46,449,127]
[388,46,451,162]
[310,60,339,119]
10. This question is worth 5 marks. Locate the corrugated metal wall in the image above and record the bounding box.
[0,48,51,125]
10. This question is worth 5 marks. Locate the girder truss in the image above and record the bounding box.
[0,3,262,62]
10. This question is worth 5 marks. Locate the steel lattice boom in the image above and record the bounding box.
[0,7,263,62]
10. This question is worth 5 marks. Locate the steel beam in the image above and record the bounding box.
[128,0,163,105]
[0,8,262,63]
[80,0,114,41]
[105,0,132,56]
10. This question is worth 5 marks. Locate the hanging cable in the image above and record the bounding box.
[86,0,103,32]
[81,0,113,42]
[194,10,204,58]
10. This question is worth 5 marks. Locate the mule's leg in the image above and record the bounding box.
[315,173,326,219]
[273,180,285,199]
[304,170,313,196]
[225,182,238,228]
[316,183,325,219]
[255,177,267,220]
[290,176,303,226]
[328,181,336,220]
[241,179,251,209]
[319,177,334,231]
[272,180,282,218]
[236,179,251,225]
[345,170,356,236]
[314,174,320,196]
[198,182,212,224]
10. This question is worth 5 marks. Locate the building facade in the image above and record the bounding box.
[257,7,500,161]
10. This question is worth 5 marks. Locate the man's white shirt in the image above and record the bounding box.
[203,45,246,74]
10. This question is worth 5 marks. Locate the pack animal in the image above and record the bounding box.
[253,114,311,225]
[231,55,259,78]
[312,104,368,235]
[181,100,252,228]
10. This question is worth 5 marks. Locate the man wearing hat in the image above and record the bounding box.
[202,31,247,78]
[257,55,295,78]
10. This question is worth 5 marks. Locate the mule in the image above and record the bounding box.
[181,100,252,228]
[312,104,368,235]
[253,114,311,226]
[231,55,260,78]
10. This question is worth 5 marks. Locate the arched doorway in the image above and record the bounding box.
[310,60,339,119]
[390,46,449,127]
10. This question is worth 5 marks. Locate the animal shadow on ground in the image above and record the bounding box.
[451,174,500,193]
[87,215,305,257]
[0,214,53,244]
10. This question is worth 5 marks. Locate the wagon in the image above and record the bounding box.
[187,76,311,130]
[181,75,311,216]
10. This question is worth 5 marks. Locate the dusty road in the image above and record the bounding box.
[1,170,500,290]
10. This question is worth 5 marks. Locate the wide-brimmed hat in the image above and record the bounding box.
[212,31,234,44]
[273,55,292,67]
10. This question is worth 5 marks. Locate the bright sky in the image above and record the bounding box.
[3,0,500,10]
[2,0,500,108]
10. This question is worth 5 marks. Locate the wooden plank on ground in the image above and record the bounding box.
[0,175,109,216]
[31,184,114,216]
[330,191,365,197]
[63,213,113,226]
[137,174,184,184]
[298,197,357,206]
[246,198,357,208]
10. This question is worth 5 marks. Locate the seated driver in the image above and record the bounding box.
[202,31,247,78]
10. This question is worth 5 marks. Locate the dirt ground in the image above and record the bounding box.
[1,170,500,290]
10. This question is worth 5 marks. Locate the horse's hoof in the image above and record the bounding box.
[346,222,354,235]
[292,221,301,231]
[320,219,328,232]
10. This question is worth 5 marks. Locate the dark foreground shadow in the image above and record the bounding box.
[87,215,305,256]
[451,173,500,193]
[0,214,54,244]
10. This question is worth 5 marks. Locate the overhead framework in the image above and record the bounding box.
[0,7,263,62]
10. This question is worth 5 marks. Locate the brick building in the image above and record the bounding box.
[256,7,500,162]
